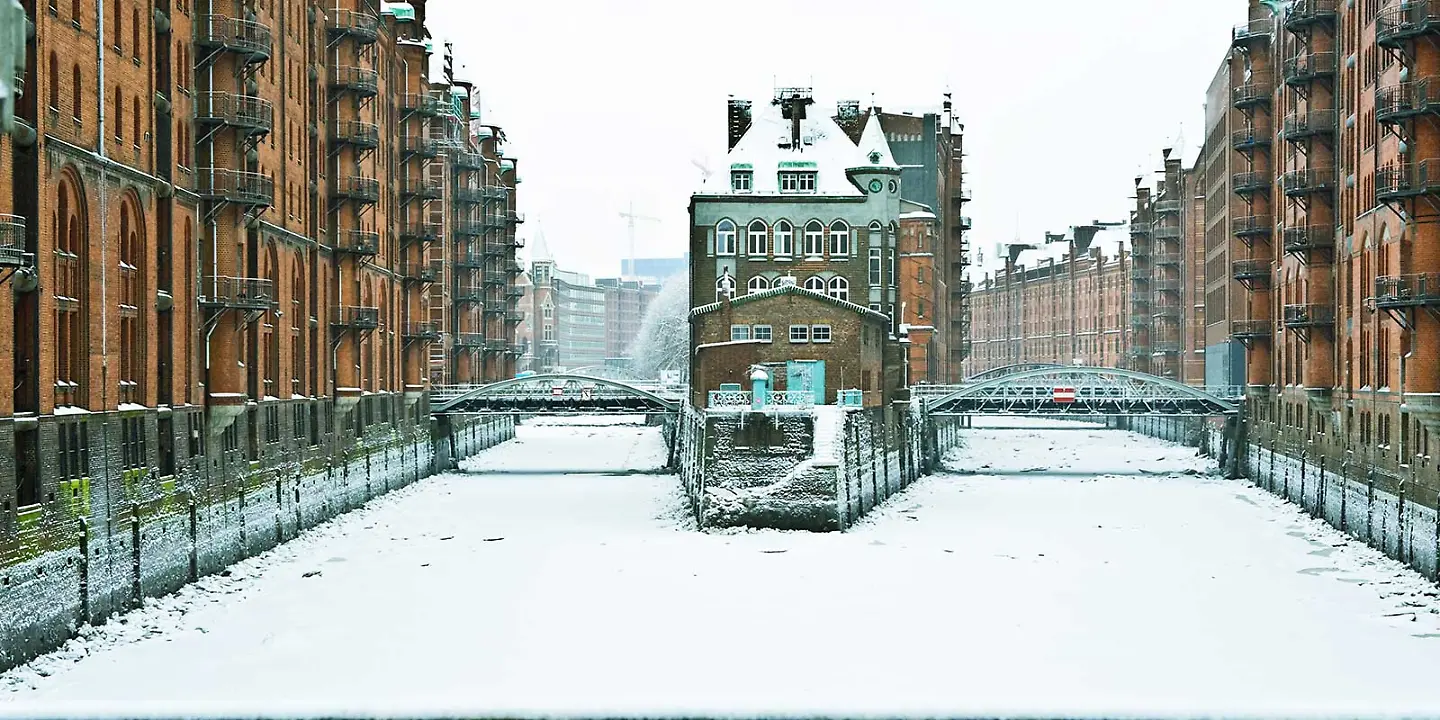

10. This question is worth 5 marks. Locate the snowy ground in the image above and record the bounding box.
[4,416,1440,718]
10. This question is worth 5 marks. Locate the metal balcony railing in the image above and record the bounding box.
[1130,267,1150,281]
[1284,52,1338,87]
[197,168,275,207]
[1375,273,1440,308]
[1153,253,1182,266]
[1154,199,1182,215]
[332,176,380,203]
[1232,170,1272,195]
[1377,0,1440,48]
[1232,80,1274,108]
[1281,168,1336,197]
[334,230,379,256]
[483,305,506,315]
[402,259,444,283]
[329,119,380,148]
[455,152,485,171]
[195,14,272,61]
[1130,224,1152,237]
[400,178,444,200]
[1373,80,1440,123]
[194,92,274,135]
[1285,0,1339,31]
[507,211,526,224]
[1152,278,1181,292]
[1282,226,1335,254]
[454,187,486,204]
[400,135,441,158]
[453,221,485,236]
[1231,126,1272,151]
[484,339,508,352]
[1283,303,1335,328]
[400,93,450,116]
[1231,259,1272,282]
[0,215,28,267]
[402,322,442,341]
[1152,305,1182,319]
[333,305,380,330]
[325,8,379,42]
[485,241,511,255]
[1232,214,1273,240]
[1282,110,1338,142]
[454,288,485,304]
[959,216,973,231]
[454,333,486,349]
[199,276,275,310]
[455,253,487,268]
[1232,18,1272,47]
[506,287,525,299]
[328,65,379,96]
[1376,159,1440,201]
[399,222,440,244]
[483,274,506,288]
[1153,225,1182,240]
[505,310,525,323]
[1152,340,1182,354]
[1231,319,1273,340]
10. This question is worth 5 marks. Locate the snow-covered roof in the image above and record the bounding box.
[900,198,935,221]
[855,112,899,172]
[690,283,890,323]
[971,224,1131,278]
[699,99,870,197]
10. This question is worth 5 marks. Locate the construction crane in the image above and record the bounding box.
[619,202,661,281]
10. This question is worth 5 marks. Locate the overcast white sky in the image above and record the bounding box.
[427,1,1244,280]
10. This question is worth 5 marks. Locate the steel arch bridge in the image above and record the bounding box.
[965,362,1066,382]
[431,374,681,415]
[924,366,1239,417]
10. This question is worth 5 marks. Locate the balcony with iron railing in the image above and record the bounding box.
[1233,17,1273,47]
[1152,303,1182,319]
[1231,126,1272,152]
[402,322,442,341]
[1282,110,1337,142]
[334,230,379,256]
[199,276,275,311]
[484,339,508,352]
[454,333,486,348]
[455,253,487,268]
[455,186,486,204]
[400,178,444,200]
[1232,214,1274,241]
[400,222,441,244]
[329,119,380,149]
[1232,170,1272,195]
[454,288,484,304]
[507,211,526,224]
[0,215,28,267]
[1376,78,1440,124]
[1232,78,1274,109]
[1284,52,1337,87]
[1282,226,1335,254]
[195,14,272,61]
[333,305,380,330]
[959,216,973,231]
[454,221,485,236]
[1130,315,1151,330]
[505,310,525,323]
[455,152,485,171]
[194,92,274,136]
[1376,159,1440,202]
[197,168,274,207]
[401,135,441,158]
[1152,340,1182,354]
[1375,273,1440,308]
[401,258,443,283]
[1154,252,1182,266]
[1285,0,1339,31]
[1231,259,1272,283]
[1130,223,1152,237]
[332,176,380,203]
[484,305,506,316]
[1377,0,1440,48]
[1152,278,1181,292]
[1153,199,1182,215]
[1231,318,1273,340]
[483,274,506,287]
[482,241,509,256]
[325,8,379,42]
[506,287,525,299]
[1283,303,1335,328]
[1281,167,1336,197]
[1130,267,1150,282]
[1153,225,1182,240]
[328,65,379,97]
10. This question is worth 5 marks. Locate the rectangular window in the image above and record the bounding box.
[888,250,896,285]
[812,325,832,343]
[752,325,773,342]
[789,325,809,343]
[779,172,817,192]
[869,248,882,285]
[730,324,751,341]
[798,172,816,191]
[731,171,752,192]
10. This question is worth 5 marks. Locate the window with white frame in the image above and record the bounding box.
[868,248,882,286]
[774,220,794,256]
[752,325,773,342]
[747,220,767,256]
[542,302,554,319]
[888,249,896,284]
[748,275,770,294]
[542,323,554,341]
[789,325,809,343]
[730,324,751,341]
[716,219,736,256]
[803,220,824,257]
[716,274,736,300]
[869,220,883,243]
[803,276,826,293]
[828,220,850,256]
[779,171,817,192]
[811,325,832,343]
[731,171,752,192]
[828,276,849,301]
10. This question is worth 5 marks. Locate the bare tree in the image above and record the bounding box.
[627,276,690,382]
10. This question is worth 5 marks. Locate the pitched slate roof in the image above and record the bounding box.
[689,283,891,323]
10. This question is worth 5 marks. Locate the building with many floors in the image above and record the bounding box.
[596,277,659,362]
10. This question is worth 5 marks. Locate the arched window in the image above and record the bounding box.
[774,220,794,257]
[113,87,123,142]
[747,219,767,256]
[828,276,849,302]
[829,220,850,256]
[133,96,141,147]
[715,273,736,300]
[71,0,79,24]
[118,197,144,404]
[748,275,770,294]
[803,276,826,293]
[132,8,140,58]
[71,64,82,120]
[803,220,824,257]
[112,0,121,49]
[48,53,58,109]
[55,171,89,407]
[869,220,883,244]
[715,219,736,256]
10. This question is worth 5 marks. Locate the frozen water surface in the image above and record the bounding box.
[3,416,1440,718]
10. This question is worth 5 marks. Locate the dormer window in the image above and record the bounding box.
[779,171,816,193]
[731,171,752,192]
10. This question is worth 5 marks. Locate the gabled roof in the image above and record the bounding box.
[854,112,899,171]
[690,283,891,322]
[699,100,870,197]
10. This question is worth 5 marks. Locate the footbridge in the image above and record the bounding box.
[922,366,1239,417]
[431,374,682,415]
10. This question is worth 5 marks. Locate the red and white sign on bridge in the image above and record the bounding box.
[1052,387,1077,404]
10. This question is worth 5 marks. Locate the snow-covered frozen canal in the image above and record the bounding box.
[5,416,1440,717]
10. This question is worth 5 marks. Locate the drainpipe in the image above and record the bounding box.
[96,0,108,409]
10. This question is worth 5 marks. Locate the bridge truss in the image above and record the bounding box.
[431,374,681,415]
[924,366,1239,417]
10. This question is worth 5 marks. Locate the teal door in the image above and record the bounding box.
[786,360,826,405]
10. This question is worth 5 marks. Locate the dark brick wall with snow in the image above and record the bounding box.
[0,413,514,672]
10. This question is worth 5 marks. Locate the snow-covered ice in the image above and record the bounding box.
[4,416,1440,718]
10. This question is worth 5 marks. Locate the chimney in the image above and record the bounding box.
[790,94,804,148]
[727,97,753,151]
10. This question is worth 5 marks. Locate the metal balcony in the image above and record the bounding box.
[401,135,442,158]
[194,92,273,136]
[333,306,381,330]
[400,93,449,117]
[1152,340,1182,354]
[1232,215,1273,242]
[506,287,525,299]
[507,211,526,224]
[1283,303,1334,328]
[454,333,486,349]
[334,230,379,256]
[1282,226,1335,254]
[402,259,443,283]
[1374,273,1440,309]
[325,8,379,43]
[1233,18,1272,47]
[483,305,506,316]
[328,65,379,97]
[402,322,442,341]
[1154,253,1182,266]
[484,339,508,352]
[329,120,380,149]
[1231,126,1272,152]
[1152,278,1181,292]
[1284,0,1338,31]
[400,223,441,244]
[1282,110,1337,142]
[455,187,486,204]
[455,152,486,171]
[1376,159,1440,202]
[332,176,380,203]
[1153,225,1182,240]
[454,288,485,304]
[1129,267,1150,282]
[1377,0,1440,48]
[1231,319,1273,340]
[195,14,272,62]
[484,274,506,288]
[400,178,444,200]
[505,310,525,323]
[1154,199,1182,215]
[454,221,485,237]
[1152,305,1182,319]
[483,241,510,256]
[1130,225,1152,238]
[959,216,973,231]
[197,168,274,208]
[1281,168,1336,197]
[1232,80,1274,109]
[1232,170,1272,196]
[455,253,487,269]
[1232,259,1272,284]
[1130,316,1151,330]
[1284,52,1337,87]
[0,215,28,268]
[199,276,275,311]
